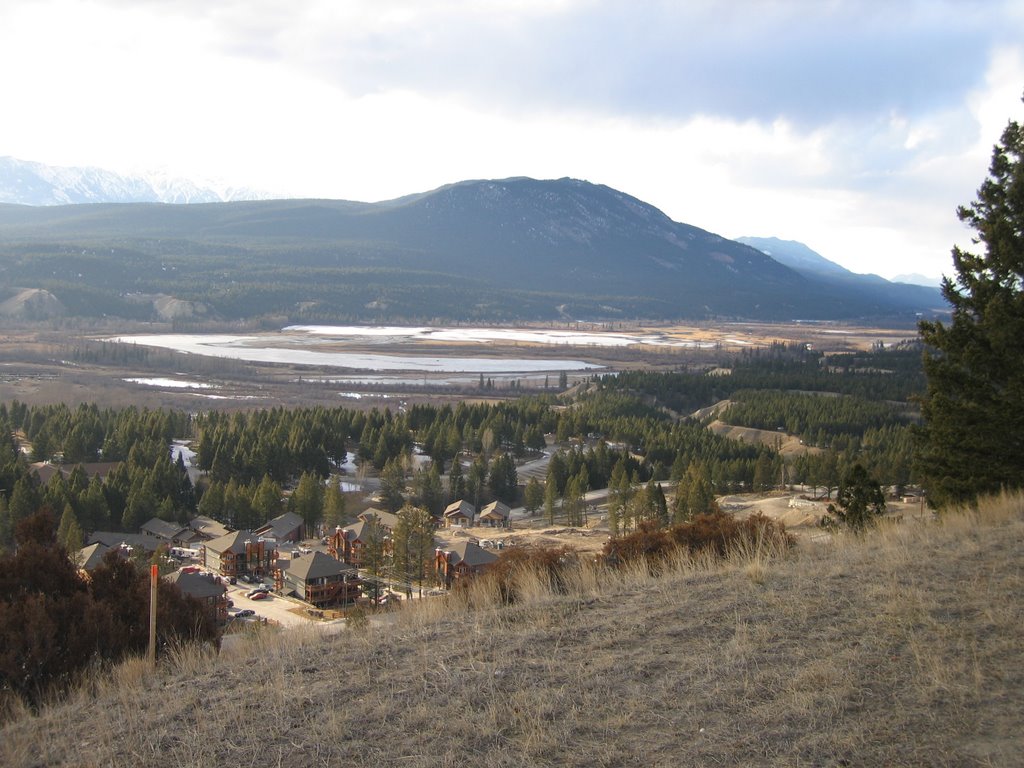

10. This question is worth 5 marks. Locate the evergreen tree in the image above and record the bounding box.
[197,480,225,523]
[447,456,465,502]
[821,464,886,531]
[56,503,84,553]
[918,97,1024,506]
[544,479,558,524]
[466,454,488,508]
[323,478,347,529]
[0,495,9,550]
[392,504,434,595]
[8,477,40,528]
[411,463,443,517]
[379,458,407,513]
[251,474,283,524]
[524,477,544,516]
[290,471,325,536]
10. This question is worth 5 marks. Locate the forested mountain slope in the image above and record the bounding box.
[0,178,945,323]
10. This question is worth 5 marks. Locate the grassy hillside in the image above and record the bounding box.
[3,495,1022,767]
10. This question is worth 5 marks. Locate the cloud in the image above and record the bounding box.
[1,0,1022,282]
[127,0,1013,127]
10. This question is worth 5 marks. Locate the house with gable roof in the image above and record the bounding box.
[327,519,390,567]
[166,570,229,624]
[201,530,277,580]
[189,515,231,541]
[278,551,361,609]
[478,500,511,528]
[141,517,201,547]
[442,499,475,528]
[254,511,305,544]
[357,507,400,533]
[435,540,498,587]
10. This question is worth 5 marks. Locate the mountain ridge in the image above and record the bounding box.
[0,176,946,324]
[0,156,268,206]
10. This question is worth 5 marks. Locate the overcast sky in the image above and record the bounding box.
[2,0,1023,280]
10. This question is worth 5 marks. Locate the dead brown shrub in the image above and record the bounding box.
[603,512,793,570]
[464,545,580,605]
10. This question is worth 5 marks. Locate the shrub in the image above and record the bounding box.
[603,512,793,569]
[468,545,579,605]
[0,510,217,708]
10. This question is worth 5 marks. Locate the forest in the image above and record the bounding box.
[0,342,924,552]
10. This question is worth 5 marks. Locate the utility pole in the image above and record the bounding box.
[148,563,158,666]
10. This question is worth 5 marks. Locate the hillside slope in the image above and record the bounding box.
[3,497,1021,767]
[0,179,945,323]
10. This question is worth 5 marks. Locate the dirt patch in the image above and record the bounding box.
[707,419,818,458]
[435,522,610,555]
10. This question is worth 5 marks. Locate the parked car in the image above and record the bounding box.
[250,591,269,600]
[180,566,199,574]
[235,609,255,618]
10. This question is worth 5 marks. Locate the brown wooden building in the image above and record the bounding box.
[202,530,277,580]
[435,541,498,587]
[166,570,230,624]
[327,520,390,567]
[278,552,361,609]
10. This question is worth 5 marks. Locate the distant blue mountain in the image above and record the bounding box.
[737,236,944,316]
[735,237,852,278]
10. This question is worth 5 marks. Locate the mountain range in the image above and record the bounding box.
[0,167,945,324]
[0,156,266,206]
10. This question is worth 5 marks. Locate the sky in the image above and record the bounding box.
[1,1,1023,281]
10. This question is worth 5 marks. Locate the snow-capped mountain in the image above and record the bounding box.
[0,156,269,205]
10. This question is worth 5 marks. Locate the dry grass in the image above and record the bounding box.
[3,493,1023,767]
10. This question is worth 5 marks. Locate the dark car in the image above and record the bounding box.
[235,609,255,618]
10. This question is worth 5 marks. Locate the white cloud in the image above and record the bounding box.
[1,0,1022,283]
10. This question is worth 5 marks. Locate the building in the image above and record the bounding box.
[357,507,400,532]
[188,515,231,541]
[201,530,277,580]
[442,500,475,528]
[166,570,229,624]
[87,531,158,555]
[254,511,305,544]
[140,517,200,547]
[278,552,361,609]
[29,461,120,485]
[478,501,511,527]
[327,520,389,567]
[435,541,498,587]
[76,542,112,572]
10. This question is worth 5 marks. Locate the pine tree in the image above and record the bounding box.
[251,474,283,524]
[524,477,544,516]
[57,503,84,553]
[917,97,1024,506]
[821,464,886,530]
[290,471,325,535]
[379,458,407,513]
[544,479,558,524]
[323,477,348,529]
[447,456,465,503]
